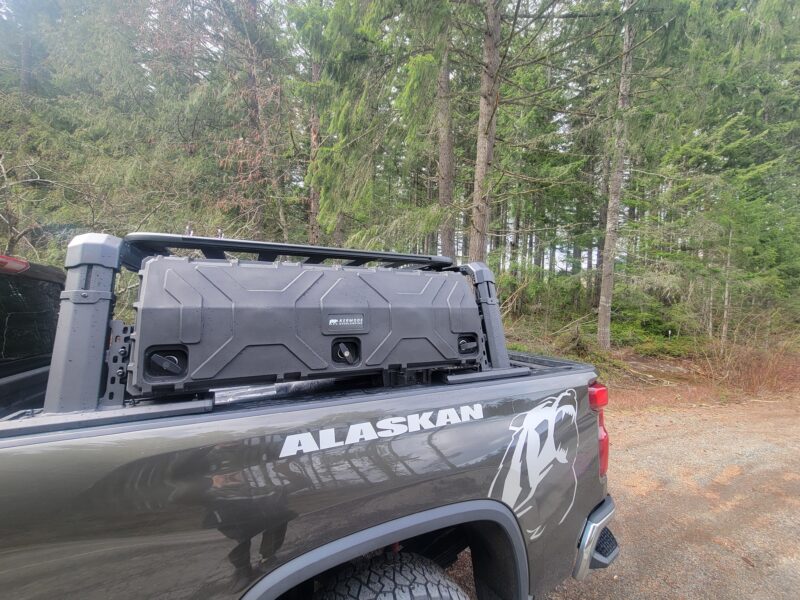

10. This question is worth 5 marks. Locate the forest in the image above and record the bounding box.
[1,0,798,377]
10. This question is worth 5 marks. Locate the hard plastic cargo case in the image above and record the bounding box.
[127,256,485,396]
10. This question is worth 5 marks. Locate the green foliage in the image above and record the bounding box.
[0,0,797,356]
[633,336,700,359]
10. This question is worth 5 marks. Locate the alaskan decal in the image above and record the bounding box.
[279,403,484,458]
[488,389,579,540]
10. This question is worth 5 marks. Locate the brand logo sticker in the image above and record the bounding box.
[327,313,365,329]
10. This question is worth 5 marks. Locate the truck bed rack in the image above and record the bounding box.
[34,232,523,416]
[121,233,453,272]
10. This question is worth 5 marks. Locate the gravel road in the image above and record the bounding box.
[547,394,800,600]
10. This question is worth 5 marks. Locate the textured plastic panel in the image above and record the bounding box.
[127,257,483,395]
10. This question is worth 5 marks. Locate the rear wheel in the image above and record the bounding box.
[313,551,470,600]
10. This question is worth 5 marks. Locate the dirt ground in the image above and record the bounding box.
[450,383,800,600]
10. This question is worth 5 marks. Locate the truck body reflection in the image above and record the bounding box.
[66,410,505,596]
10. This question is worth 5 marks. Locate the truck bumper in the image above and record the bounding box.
[572,496,619,580]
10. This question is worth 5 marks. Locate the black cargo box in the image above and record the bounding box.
[127,256,484,395]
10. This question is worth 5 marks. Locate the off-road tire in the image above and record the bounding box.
[313,551,471,600]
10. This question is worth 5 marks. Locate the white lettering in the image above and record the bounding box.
[407,411,435,432]
[345,421,379,444]
[435,408,461,427]
[319,428,344,450]
[279,404,484,458]
[376,416,409,437]
[279,433,319,458]
[460,403,484,422]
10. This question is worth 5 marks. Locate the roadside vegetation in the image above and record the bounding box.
[1,0,798,376]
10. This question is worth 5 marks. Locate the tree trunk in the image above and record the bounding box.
[333,212,345,247]
[597,0,635,351]
[526,225,534,268]
[277,199,289,243]
[720,228,733,346]
[586,243,593,308]
[511,200,522,277]
[308,59,321,244]
[593,157,610,308]
[436,46,456,259]
[571,244,581,275]
[535,237,545,272]
[707,293,714,338]
[534,197,545,275]
[495,198,507,270]
[468,0,502,263]
[627,203,637,260]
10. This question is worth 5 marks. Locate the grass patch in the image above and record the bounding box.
[632,336,703,358]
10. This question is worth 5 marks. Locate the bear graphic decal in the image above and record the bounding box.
[488,389,580,540]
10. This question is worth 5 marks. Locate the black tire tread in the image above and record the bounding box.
[313,552,471,600]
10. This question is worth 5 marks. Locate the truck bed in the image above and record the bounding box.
[0,353,603,599]
[0,352,587,439]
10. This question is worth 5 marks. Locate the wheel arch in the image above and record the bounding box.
[241,499,529,600]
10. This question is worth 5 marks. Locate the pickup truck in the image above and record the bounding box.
[0,233,618,600]
[0,254,64,418]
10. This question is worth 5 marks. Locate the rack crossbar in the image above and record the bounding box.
[122,233,453,272]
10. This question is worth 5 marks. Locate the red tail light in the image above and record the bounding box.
[589,382,609,476]
[0,255,30,275]
[588,382,608,409]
